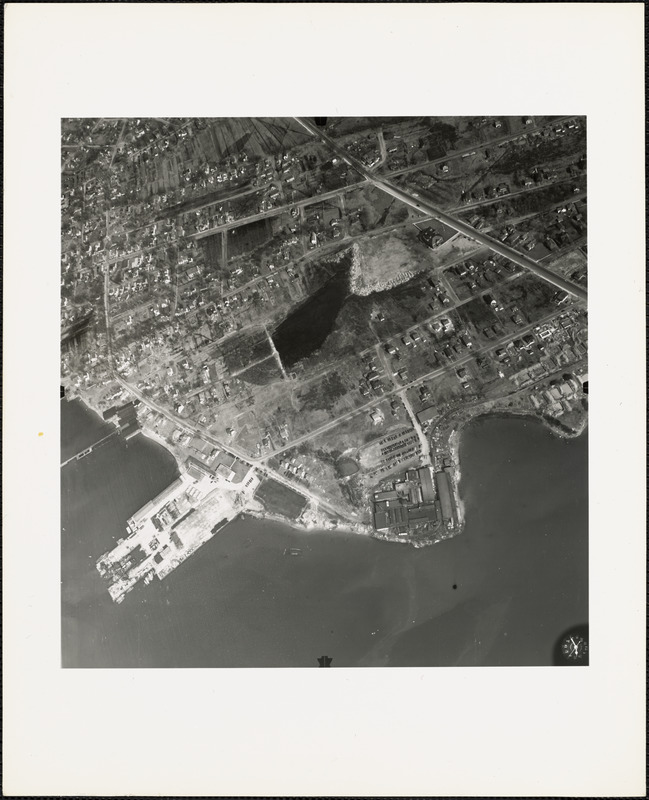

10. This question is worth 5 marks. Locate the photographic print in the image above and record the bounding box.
[61,115,589,668]
[6,3,645,797]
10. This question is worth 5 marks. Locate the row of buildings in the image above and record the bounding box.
[372,465,458,537]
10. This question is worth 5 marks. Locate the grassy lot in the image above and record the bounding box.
[228,219,273,258]
[498,274,559,320]
[238,356,283,386]
[254,478,307,520]
[545,248,587,280]
[222,329,272,372]
[200,233,223,273]
[456,296,501,341]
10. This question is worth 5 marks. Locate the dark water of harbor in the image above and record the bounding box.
[61,400,587,667]
[272,268,350,368]
[60,394,116,463]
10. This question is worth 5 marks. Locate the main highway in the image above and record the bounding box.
[294,118,587,304]
[101,231,359,522]
[257,307,565,463]
[98,117,586,526]
[111,371,360,523]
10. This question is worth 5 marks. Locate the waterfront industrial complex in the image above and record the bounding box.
[61,116,588,601]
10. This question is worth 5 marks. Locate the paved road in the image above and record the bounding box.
[376,115,577,181]
[359,267,526,359]
[110,373,358,522]
[192,183,367,241]
[371,335,429,465]
[447,182,586,215]
[398,389,432,466]
[294,118,587,303]
[98,117,586,523]
[259,307,564,463]
[189,119,573,242]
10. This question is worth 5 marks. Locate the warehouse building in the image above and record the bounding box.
[434,469,456,525]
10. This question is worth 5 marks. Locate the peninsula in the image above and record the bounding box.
[61,116,588,601]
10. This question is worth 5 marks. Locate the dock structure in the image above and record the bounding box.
[97,455,262,603]
[60,429,119,468]
[434,469,458,528]
[96,469,240,603]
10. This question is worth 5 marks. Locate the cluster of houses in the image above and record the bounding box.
[530,373,586,418]
[359,353,389,399]
[276,455,311,487]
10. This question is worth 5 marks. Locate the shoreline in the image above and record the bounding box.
[455,406,588,445]
[239,508,374,539]
[67,391,189,475]
[436,402,587,543]
[64,390,106,425]
[66,390,375,542]
[65,387,586,553]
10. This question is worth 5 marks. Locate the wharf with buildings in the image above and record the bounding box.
[96,432,260,603]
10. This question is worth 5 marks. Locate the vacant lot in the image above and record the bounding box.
[457,296,501,339]
[254,479,307,520]
[221,329,272,373]
[545,248,587,281]
[201,233,223,273]
[296,370,348,413]
[238,356,284,386]
[498,274,559,319]
[228,219,273,258]
[352,230,421,294]
[197,118,312,162]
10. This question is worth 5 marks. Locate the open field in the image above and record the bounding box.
[227,218,274,258]
[544,247,587,283]
[221,329,272,372]
[198,118,312,161]
[254,478,308,520]
[238,356,284,386]
[351,226,480,297]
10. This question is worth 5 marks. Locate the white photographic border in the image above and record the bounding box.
[3,3,646,796]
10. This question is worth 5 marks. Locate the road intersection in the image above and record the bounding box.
[98,116,587,526]
[294,117,587,304]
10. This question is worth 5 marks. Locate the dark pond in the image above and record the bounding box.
[272,267,350,369]
[336,457,359,477]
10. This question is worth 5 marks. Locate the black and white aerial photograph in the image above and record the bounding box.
[5,4,645,798]
[61,114,589,668]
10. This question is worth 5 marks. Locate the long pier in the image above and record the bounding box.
[60,429,119,468]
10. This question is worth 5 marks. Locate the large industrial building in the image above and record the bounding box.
[372,464,457,536]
